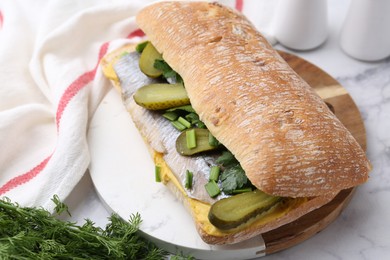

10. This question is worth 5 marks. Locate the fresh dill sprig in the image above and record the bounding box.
[0,196,172,259]
[52,194,71,216]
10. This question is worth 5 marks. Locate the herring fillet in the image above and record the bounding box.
[114,52,221,204]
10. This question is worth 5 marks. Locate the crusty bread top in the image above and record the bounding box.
[136,1,371,197]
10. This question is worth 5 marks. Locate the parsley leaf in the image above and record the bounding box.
[220,164,248,193]
[135,41,149,53]
[154,59,183,83]
[216,151,237,167]
[167,105,196,113]
[215,151,252,194]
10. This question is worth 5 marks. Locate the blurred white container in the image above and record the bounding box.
[340,0,390,61]
[273,0,328,50]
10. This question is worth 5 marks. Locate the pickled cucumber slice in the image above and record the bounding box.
[139,42,163,78]
[133,83,190,110]
[176,128,218,155]
[208,190,282,230]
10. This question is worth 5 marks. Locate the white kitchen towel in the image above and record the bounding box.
[0,0,277,211]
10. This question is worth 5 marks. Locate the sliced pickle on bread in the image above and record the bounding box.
[133,83,190,110]
[208,190,282,230]
[139,42,163,78]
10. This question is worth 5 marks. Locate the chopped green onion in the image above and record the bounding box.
[135,41,149,53]
[177,117,192,128]
[197,121,206,129]
[185,170,193,189]
[205,180,221,198]
[120,51,129,57]
[185,113,199,123]
[167,105,196,113]
[186,129,197,149]
[153,59,181,82]
[232,187,253,194]
[209,166,220,182]
[163,111,179,121]
[155,165,161,182]
[185,113,206,128]
[171,120,187,131]
[208,132,219,147]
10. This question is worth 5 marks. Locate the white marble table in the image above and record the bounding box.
[64,0,390,259]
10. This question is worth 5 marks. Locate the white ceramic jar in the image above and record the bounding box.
[340,0,390,61]
[273,0,328,50]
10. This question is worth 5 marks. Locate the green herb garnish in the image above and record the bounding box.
[185,113,199,124]
[185,170,193,189]
[0,196,168,259]
[135,41,149,53]
[167,105,196,113]
[185,113,206,129]
[209,166,220,182]
[216,151,237,167]
[154,59,183,83]
[220,164,248,194]
[165,105,207,128]
[208,133,219,147]
[205,181,221,198]
[155,165,162,182]
[178,116,192,129]
[171,120,187,131]
[186,129,197,149]
[120,51,129,57]
[162,111,179,121]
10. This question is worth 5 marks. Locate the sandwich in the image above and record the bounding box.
[101,1,371,245]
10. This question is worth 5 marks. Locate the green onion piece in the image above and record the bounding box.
[120,51,129,57]
[186,129,197,149]
[178,117,192,128]
[163,111,179,121]
[208,132,219,147]
[232,187,253,194]
[185,170,193,189]
[135,41,149,53]
[197,121,206,129]
[153,59,181,81]
[209,166,220,182]
[185,113,199,124]
[171,120,187,131]
[167,105,196,113]
[155,165,161,182]
[205,180,221,198]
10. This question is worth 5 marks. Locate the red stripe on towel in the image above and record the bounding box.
[55,70,95,129]
[0,29,140,196]
[235,0,244,12]
[0,155,52,195]
[127,28,144,39]
[0,10,3,29]
[56,42,109,128]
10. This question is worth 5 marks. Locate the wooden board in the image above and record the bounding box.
[260,51,367,255]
